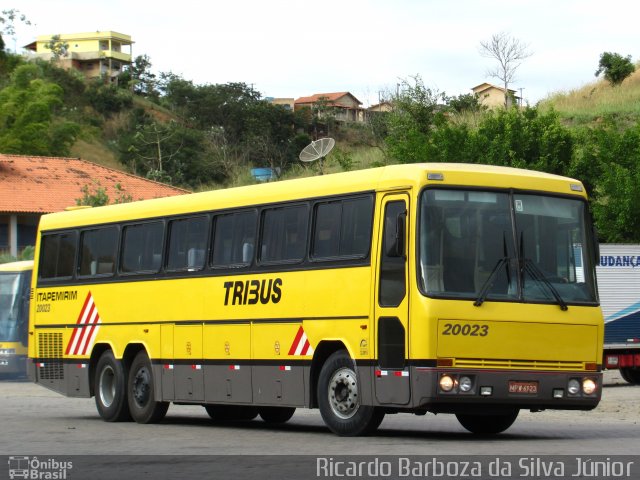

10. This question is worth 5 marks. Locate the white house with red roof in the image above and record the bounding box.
[0,154,188,257]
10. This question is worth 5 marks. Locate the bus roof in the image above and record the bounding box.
[37,163,587,231]
[0,260,34,272]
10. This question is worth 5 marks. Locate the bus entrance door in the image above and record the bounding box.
[374,193,410,405]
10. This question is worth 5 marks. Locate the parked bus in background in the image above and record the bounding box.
[0,261,33,378]
[28,164,603,436]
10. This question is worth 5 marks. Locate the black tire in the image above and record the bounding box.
[127,351,169,424]
[620,367,640,385]
[204,405,258,421]
[317,350,384,436]
[258,406,296,424]
[94,350,131,422]
[455,410,519,435]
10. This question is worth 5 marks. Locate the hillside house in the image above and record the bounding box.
[0,154,188,257]
[294,92,365,122]
[471,83,519,109]
[24,31,133,82]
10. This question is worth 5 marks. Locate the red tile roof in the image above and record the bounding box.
[0,154,189,214]
[294,92,362,107]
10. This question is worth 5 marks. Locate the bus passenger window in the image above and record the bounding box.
[78,227,118,277]
[121,222,164,274]
[259,205,308,264]
[311,196,373,260]
[39,232,77,280]
[211,211,257,268]
[166,216,208,272]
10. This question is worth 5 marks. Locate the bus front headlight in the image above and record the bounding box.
[567,379,580,395]
[582,378,597,395]
[439,374,455,392]
[459,376,473,393]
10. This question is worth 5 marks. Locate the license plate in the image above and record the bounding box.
[508,381,538,394]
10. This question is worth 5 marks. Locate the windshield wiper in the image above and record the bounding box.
[523,260,568,311]
[475,233,512,307]
[474,257,508,307]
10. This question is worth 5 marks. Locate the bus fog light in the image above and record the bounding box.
[480,386,492,396]
[567,379,580,395]
[553,389,564,398]
[439,374,455,392]
[459,376,473,392]
[582,378,597,395]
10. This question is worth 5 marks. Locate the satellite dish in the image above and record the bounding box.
[299,137,335,163]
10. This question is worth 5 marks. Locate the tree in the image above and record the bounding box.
[595,52,635,86]
[128,54,158,97]
[44,34,69,60]
[0,8,31,51]
[479,32,532,108]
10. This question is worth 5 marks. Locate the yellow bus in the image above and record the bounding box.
[0,260,33,378]
[28,164,603,436]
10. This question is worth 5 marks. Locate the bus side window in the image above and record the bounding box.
[39,232,77,280]
[79,227,118,277]
[260,205,308,264]
[212,210,257,268]
[121,222,164,274]
[167,216,208,272]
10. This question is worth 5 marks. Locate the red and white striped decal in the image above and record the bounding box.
[229,365,241,371]
[288,326,314,356]
[191,364,202,370]
[279,365,292,371]
[376,369,409,377]
[65,291,102,356]
[163,364,174,370]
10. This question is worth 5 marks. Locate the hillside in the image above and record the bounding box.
[539,63,640,126]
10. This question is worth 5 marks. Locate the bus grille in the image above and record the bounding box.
[38,333,64,380]
[452,358,586,371]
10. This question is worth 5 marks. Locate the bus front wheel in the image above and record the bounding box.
[94,350,131,422]
[127,351,169,423]
[620,367,640,385]
[317,350,384,436]
[258,406,296,424]
[455,410,519,435]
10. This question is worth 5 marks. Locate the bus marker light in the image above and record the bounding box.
[437,358,454,367]
[480,386,492,396]
[279,365,291,371]
[229,365,241,371]
[191,364,202,370]
[553,389,564,398]
[394,371,409,377]
[163,364,174,370]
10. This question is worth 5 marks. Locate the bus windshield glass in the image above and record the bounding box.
[419,189,597,306]
[0,272,28,342]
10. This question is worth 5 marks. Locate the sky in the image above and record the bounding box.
[5,0,640,107]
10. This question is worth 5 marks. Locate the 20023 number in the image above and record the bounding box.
[442,323,489,336]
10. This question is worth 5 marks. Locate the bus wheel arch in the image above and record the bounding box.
[309,341,349,408]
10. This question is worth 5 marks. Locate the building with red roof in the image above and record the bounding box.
[294,92,365,122]
[0,154,189,257]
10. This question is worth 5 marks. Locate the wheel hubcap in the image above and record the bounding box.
[98,365,116,408]
[132,366,151,407]
[328,367,359,419]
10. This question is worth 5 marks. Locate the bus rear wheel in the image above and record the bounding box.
[94,350,131,422]
[455,410,519,435]
[204,405,258,421]
[258,406,296,424]
[317,350,384,436]
[620,367,640,385]
[127,351,169,423]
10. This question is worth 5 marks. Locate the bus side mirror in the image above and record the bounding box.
[386,211,407,258]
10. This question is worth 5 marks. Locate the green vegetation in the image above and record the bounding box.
[1,34,639,242]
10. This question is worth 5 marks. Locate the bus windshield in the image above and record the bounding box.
[0,271,28,342]
[419,189,597,306]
